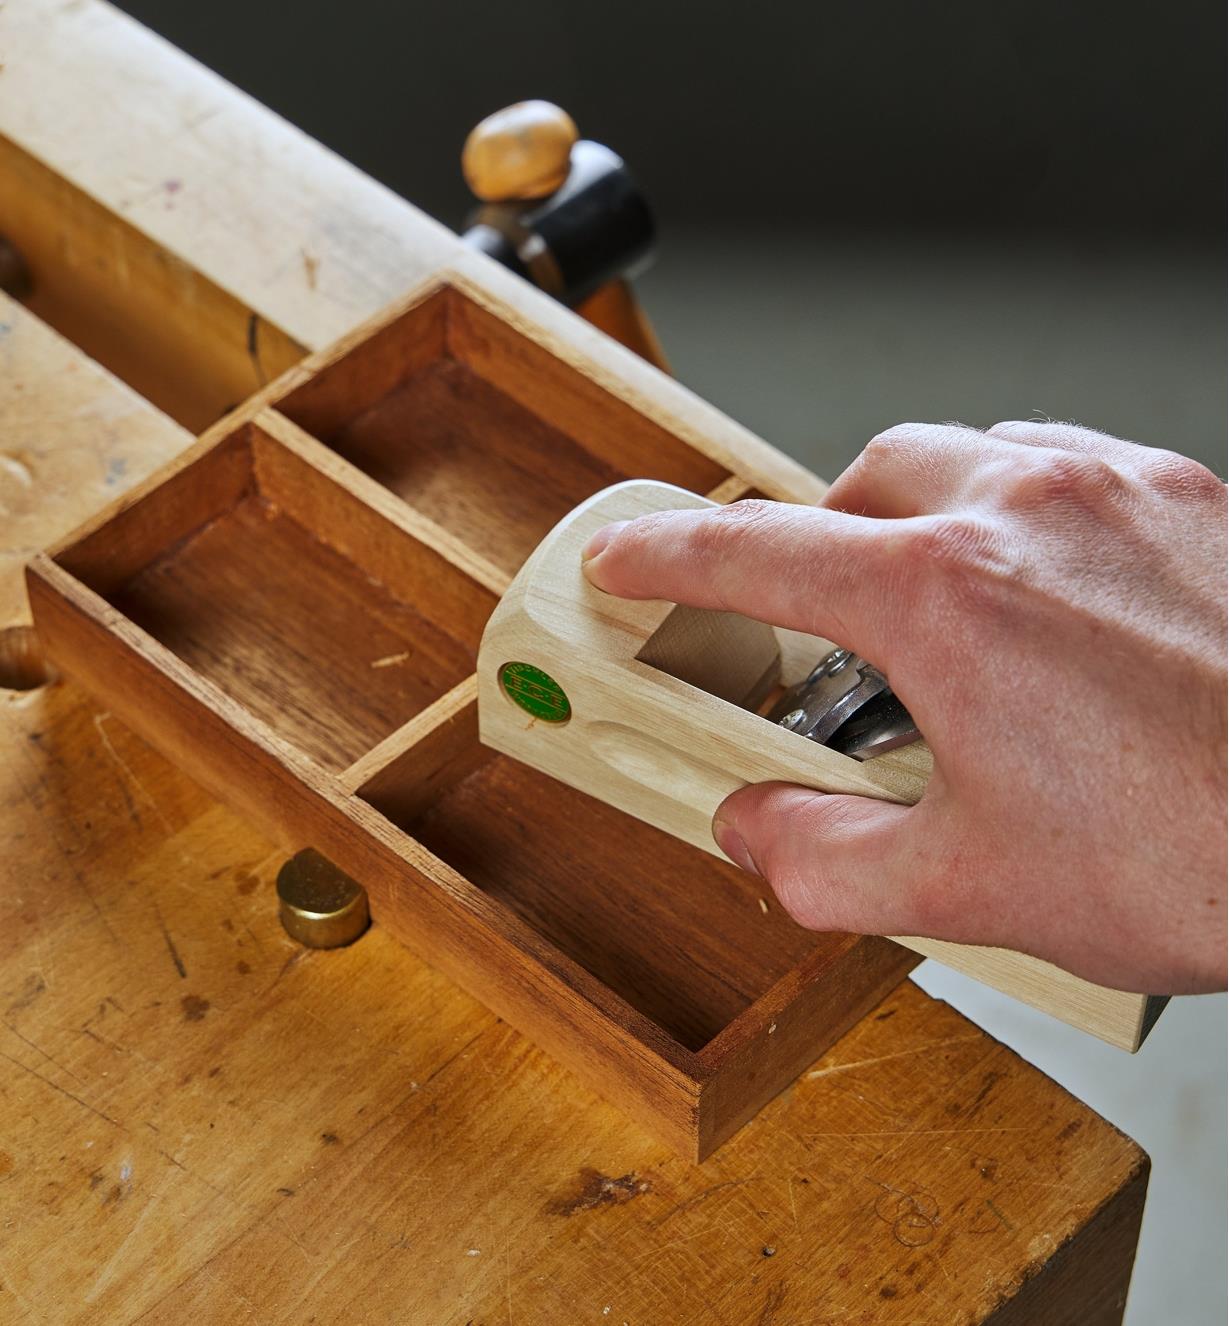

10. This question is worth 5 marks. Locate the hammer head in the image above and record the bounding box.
[463,140,656,308]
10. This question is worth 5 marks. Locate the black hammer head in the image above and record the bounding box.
[463,140,655,308]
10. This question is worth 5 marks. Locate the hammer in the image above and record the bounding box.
[460,101,669,371]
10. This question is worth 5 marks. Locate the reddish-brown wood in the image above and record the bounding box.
[276,282,728,578]
[400,748,829,1051]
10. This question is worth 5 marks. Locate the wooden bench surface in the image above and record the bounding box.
[0,2,1146,1321]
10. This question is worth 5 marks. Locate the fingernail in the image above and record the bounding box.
[581,521,627,564]
[713,816,760,876]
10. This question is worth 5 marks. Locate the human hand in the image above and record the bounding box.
[582,422,1228,994]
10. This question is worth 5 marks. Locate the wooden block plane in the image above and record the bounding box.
[477,479,1169,1052]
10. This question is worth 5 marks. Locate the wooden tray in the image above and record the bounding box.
[26,272,918,1161]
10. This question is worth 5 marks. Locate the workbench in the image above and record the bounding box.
[0,3,1148,1321]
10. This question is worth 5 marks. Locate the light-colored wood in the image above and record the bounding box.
[0,2,1151,1317]
[901,939,1170,1053]
[0,291,191,626]
[478,479,1163,1051]
[705,474,757,504]
[461,100,580,202]
[477,480,932,830]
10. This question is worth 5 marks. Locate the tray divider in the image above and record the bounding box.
[340,675,485,824]
[705,475,755,505]
[255,408,510,600]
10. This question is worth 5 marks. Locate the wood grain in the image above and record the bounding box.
[318,358,626,580]
[341,676,490,832]
[274,280,728,578]
[401,749,830,1051]
[0,292,190,626]
[109,496,477,772]
[0,671,1149,1321]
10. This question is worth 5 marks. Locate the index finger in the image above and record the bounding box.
[581,499,918,669]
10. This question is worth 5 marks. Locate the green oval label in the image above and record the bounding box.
[498,662,571,723]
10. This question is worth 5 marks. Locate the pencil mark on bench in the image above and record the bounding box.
[153,902,188,979]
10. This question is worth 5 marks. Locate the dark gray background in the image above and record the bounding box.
[119,0,1221,239]
[117,0,1225,476]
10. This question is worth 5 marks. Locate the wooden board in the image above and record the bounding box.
[0,1,1149,1318]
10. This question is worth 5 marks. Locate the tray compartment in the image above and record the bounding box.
[276,282,730,579]
[356,693,835,1053]
[52,421,495,771]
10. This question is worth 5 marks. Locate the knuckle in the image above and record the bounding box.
[686,498,780,558]
[806,793,874,842]
[865,422,932,459]
[1001,452,1131,514]
[826,448,891,514]
[985,419,1034,440]
[711,497,781,531]
[907,514,1011,581]
[694,498,774,543]
[1139,450,1226,503]
[674,501,786,611]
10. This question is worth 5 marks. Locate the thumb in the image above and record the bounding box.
[712,782,931,937]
